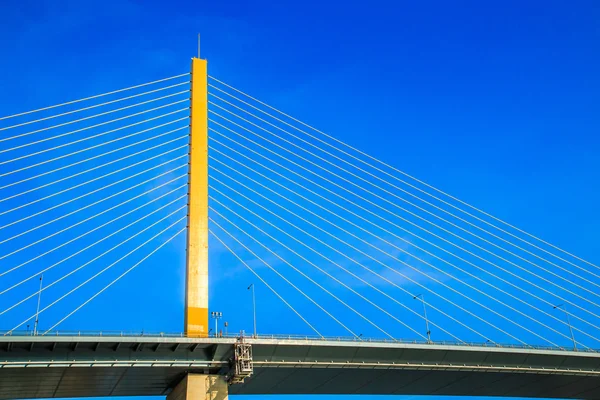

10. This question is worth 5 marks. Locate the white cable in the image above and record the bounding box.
[0,153,187,235]
[0,164,187,249]
[0,193,186,314]
[211,142,600,337]
[43,226,186,335]
[209,180,494,344]
[0,72,189,122]
[0,113,187,180]
[0,142,187,219]
[10,212,186,333]
[210,217,363,339]
[0,122,189,196]
[8,213,186,334]
[2,91,187,147]
[211,201,462,343]
[220,152,593,346]
[210,155,584,348]
[208,76,600,277]
[210,89,600,284]
[209,126,600,330]
[210,192,463,344]
[0,180,186,279]
[0,127,188,204]
[209,99,600,290]
[0,98,188,159]
[208,118,600,313]
[0,82,189,133]
[210,206,431,341]
[210,229,322,338]
[209,136,600,344]
[210,108,600,300]
[210,169,528,346]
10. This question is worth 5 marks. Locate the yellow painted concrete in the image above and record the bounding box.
[185,58,209,337]
[167,374,228,400]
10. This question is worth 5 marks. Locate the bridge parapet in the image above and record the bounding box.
[1,336,600,398]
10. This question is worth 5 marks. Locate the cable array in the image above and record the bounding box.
[207,76,600,347]
[0,73,190,333]
[2,69,597,347]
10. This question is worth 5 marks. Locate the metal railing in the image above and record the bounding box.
[0,330,594,353]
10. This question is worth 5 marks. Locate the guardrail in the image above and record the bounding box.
[0,330,593,353]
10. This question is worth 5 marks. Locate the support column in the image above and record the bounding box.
[167,374,228,400]
[185,57,209,337]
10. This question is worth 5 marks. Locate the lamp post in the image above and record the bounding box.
[33,275,43,336]
[413,294,431,343]
[553,304,576,351]
[248,283,257,337]
[210,312,222,337]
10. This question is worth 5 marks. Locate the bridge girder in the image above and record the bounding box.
[0,336,599,398]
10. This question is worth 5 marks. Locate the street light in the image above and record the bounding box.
[33,275,43,336]
[248,284,257,337]
[210,311,222,337]
[553,304,576,351]
[413,294,431,343]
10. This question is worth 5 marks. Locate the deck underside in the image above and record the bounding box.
[0,336,599,398]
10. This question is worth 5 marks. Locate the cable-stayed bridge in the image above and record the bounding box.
[1,57,600,398]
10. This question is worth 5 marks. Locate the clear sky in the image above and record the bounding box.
[1,1,600,399]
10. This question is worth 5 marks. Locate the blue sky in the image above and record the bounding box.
[1,0,600,399]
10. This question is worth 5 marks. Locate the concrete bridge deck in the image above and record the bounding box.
[0,335,599,398]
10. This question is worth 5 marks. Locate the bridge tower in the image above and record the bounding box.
[185,57,209,338]
[172,57,229,400]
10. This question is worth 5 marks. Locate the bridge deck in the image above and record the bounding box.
[0,336,599,398]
